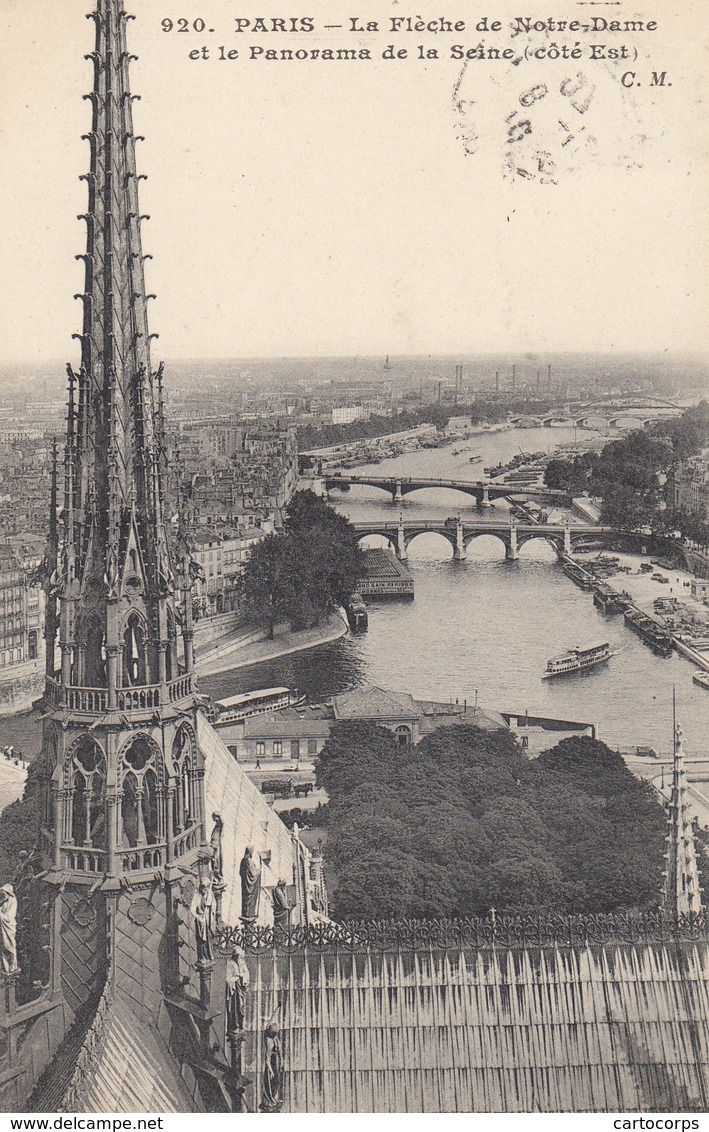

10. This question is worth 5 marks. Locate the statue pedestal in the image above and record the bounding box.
[196,957,214,1010]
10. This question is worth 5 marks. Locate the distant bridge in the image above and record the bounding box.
[511,406,683,430]
[323,473,567,507]
[353,517,611,561]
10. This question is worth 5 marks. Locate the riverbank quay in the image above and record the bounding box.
[300,421,512,478]
[566,547,709,672]
[196,611,349,678]
[572,496,602,523]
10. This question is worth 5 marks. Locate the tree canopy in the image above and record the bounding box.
[240,490,365,632]
[546,403,709,541]
[0,756,42,879]
[316,722,674,920]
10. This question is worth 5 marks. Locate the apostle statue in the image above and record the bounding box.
[190,876,214,963]
[239,846,261,922]
[272,880,291,933]
[225,945,250,1036]
[0,883,18,974]
[210,812,224,882]
[260,1020,284,1112]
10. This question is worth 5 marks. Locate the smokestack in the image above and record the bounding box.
[495,370,500,393]
[511,364,516,392]
[437,381,442,403]
[547,363,552,392]
[536,369,541,394]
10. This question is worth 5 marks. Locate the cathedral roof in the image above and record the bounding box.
[246,938,709,1113]
[200,714,298,923]
[76,995,199,1113]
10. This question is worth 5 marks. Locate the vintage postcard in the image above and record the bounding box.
[0,0,707,1118]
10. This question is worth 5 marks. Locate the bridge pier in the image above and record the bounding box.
[454,518,466,561]
[392,479,403,504]
[480,482,491,508]
[396,518,408,561]
[563,524,571,555]
[506,526,519,561]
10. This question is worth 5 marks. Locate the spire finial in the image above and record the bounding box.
[661,707,703,919]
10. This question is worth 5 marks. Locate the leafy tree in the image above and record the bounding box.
[316,723,669,921]
[240,491,365,632]
[239,532,301,636]
[0,757,43,878]
[544,458,574,490]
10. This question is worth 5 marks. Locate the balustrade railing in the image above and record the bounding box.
[43,672,194,713]
[172,826,199,859]
[61,847,107,874]
[56,825,198,876]
[116,685,161,712]
[67,687,108,714]
[215,911,709,955]
[168,673,193,702]
[121,844,165,872]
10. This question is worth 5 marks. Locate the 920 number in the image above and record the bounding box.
[161,18,207,32]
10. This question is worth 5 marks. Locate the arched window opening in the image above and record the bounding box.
[120,735,163,849]
[121,771,139,847]
[123,614,147,687]
[143,768,159,844]
[394,725,411,748]
[71,770,87,846]
[69,737,106,847]
[171,726,196,834]
[182,758,192,827]
[85,615,106,687]
[89,771,106,848]
[165,607,176,682]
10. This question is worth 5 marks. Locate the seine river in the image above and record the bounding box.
[2,426,707,759]
[202,426,708,755]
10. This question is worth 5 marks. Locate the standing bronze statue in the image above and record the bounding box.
[190,876,214,963]
[225,945,250,1035]
[272,879,291,932]
[260,1020,284,1112]
[210,812,224,882]
[239,846,261,921]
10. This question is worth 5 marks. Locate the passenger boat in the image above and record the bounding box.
[542,641,612,679]
[209,686,297,724]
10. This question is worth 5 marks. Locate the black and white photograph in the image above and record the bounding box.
[0,0,707,1117]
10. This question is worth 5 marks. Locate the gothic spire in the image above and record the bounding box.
[661,722,703,918]
[70,0,166,583]
[47,0,194,699]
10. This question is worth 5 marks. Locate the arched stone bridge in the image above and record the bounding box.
[353,517,612,561]
[510,406,683,430]
[323,473,568,507]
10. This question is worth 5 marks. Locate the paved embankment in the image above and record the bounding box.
[196,613,349,678]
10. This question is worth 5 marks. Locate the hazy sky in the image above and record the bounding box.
[0,0,707,362]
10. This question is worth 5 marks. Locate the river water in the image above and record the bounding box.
[202,426,708,755]
[2,426,707,759]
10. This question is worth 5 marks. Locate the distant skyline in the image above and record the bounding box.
[1,1,707,364]
[2,351,706,404]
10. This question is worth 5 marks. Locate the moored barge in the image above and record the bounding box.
[623,607,673,657]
